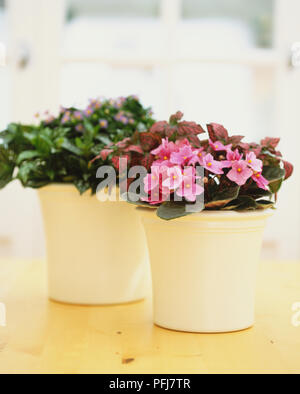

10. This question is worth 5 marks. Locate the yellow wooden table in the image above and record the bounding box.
[0,260,299,374]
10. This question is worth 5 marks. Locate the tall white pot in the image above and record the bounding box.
[140,209,272,333]
[38,184,149,305]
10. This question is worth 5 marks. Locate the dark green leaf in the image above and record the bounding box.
[17,150,40,164]
[256,199,275,210]
[243,187,272,199]
[0,130,15,145]
[262,166,285,181]
[61,139,82,155]
[0,147,15,189]
[157,201,192,220]
[269,178,283,194]
[74,179,90,194]
[224,195,257,210]
[205,186,240,209]
[96,133,111,146]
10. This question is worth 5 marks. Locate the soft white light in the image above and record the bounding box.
[0,42,6,66]
[291,42,300,68]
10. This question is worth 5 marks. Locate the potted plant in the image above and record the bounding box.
[0,96,155,305]
[99,112,293,332]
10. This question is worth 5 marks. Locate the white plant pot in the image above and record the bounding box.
[38,184,149,305]
[140,209,272,333]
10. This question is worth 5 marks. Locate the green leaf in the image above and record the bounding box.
[96,133,111,146]
[0,130,15,145]
[256,199,275,210]
[224,196,257,210]
[17,161,43,185]
[0,147,15,189]
[83,119,95,138]
[61,139,82,155]
[17,150,40,164]
[75,137,86,149]
[157,202,192,221]
[205,186,240,209]
[262,166,285,181]
[34,133,54,155]
[244,187,272,199]
[269,178,283,194]
[74,179,90,194]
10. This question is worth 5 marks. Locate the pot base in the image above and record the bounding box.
[49,296,146,307]
[154,321,254,334]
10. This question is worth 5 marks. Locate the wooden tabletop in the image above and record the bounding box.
[0,260,299,374]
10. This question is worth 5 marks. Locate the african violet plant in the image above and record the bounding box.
[0,96,155,194]
[96,112,293,220]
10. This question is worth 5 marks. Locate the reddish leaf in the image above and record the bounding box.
[283,160,294,180]
[177,121,205,136]
[169,111,184,123]
[187,134,201,148]
[111,156,120,170]
[227,135,244,144]
[261,137,280,150]
[100,148,113,160]
[207,123,229,142]
[124,145,144,154]
[165,125,176,138]
[116,138,131,149]
[252,147,262,156]
[150,121,168,135]
[239,142,250,150]
[140,154,155,171]
[139,132,161,152]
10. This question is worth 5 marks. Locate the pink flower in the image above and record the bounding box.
[188,148,205,166]
[143,166,160,193]
[246,152,263,172]
[209,139,232,152]
[176,169,204,202]
[151,138,178,166]
[252,172,269,190]
[202,153,224,174]
[221,148,242,168]
[162,166,183,190]
[170,145,194,166]
[175,138,189,147]
[143,165,171,204]
[227,160,253,186]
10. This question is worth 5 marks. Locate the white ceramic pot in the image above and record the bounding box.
[140,209,272,333]
[38,184,149,305]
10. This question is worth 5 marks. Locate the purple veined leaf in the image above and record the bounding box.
[227,135,245,144]
[261,137,281,150]
[169,111,184,123]
[150,121,168,135]
[207,123,229,142]
[282,160,294,180]
[177,121,205,136]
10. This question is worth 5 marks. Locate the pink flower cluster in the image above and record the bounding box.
[143,139,204,204]
[142,138,269,204]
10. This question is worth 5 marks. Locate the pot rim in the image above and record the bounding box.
[137,206,274,222]
[37,183,127,204]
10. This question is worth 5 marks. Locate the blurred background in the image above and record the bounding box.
[0,0,299,261]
